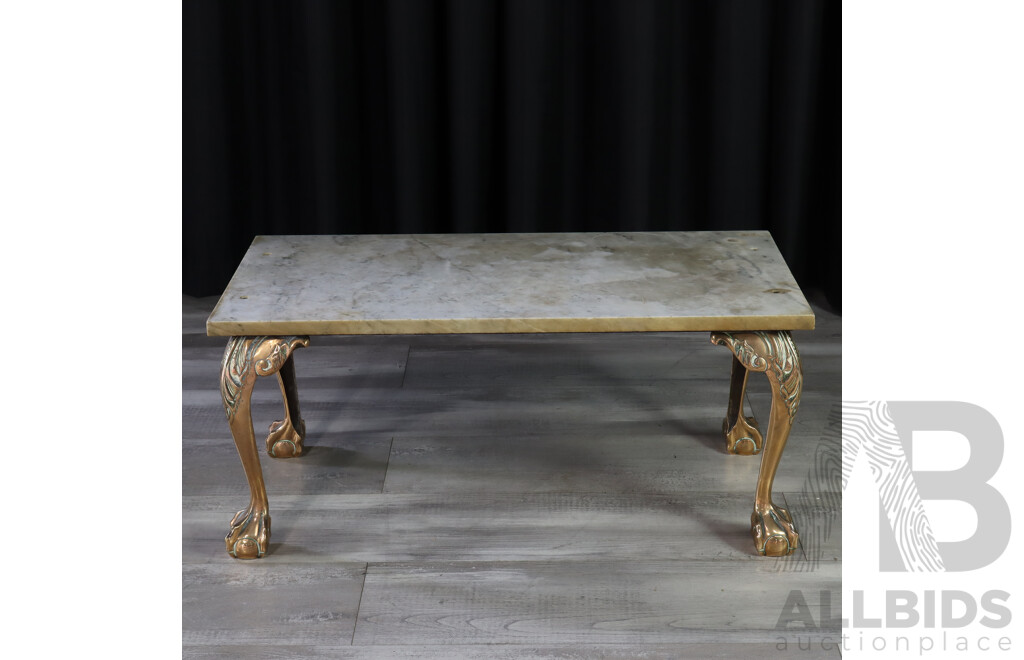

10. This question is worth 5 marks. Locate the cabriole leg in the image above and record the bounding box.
[267,354,306,458]
[711,330,803,557]
[722,354,763,455]
[220,335,310,559]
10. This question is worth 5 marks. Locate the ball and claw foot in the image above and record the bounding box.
[267,417,305,458]
[226,505,271,559]
[723,415,762,455]
[751,504,799,557]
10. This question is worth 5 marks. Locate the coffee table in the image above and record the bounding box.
[207,231,815,559]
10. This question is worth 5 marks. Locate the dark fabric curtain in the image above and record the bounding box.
[184,0,839,310]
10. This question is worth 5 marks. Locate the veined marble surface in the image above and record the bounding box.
[206,231,814,336]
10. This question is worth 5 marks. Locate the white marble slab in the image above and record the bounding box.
[206,231,814,336]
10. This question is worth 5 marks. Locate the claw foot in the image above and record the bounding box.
[226,504,271,559]
[751,504,799,556]
[723,415,762,455]
[267,417,305,458]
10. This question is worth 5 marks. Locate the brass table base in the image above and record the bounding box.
[711,330,802,556]
[220,335,309,559]
[218,330,803,559]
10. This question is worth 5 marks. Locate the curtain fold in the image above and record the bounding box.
[184,0,839,310]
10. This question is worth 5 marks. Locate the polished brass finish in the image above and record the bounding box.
[722,355,763,455]
[267,355,306,457]
[711,330,803,557]
[220,335,310,559]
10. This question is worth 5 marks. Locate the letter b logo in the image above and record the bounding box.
[843,401,1010,571]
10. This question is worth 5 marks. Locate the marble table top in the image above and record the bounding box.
[206,232,815,336]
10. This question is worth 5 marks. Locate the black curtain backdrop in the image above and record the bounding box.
[184,0,840,310]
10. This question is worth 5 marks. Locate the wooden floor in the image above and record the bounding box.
[183,294,842,659]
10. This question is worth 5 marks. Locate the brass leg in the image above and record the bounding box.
[266,354,306,458]
[220,335,310,559]
[710,330,802,557]
[722,355,763,455]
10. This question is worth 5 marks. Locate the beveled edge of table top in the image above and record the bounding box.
[207,314,814,337]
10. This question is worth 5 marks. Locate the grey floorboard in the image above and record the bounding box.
[183,433,394,497]
[382,432,819,494]
[183,562,365,647]
[352,560,840,646]
[183,643,841,659]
